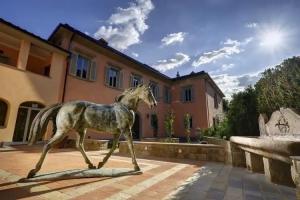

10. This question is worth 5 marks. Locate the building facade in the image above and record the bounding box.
[0,18,224,143]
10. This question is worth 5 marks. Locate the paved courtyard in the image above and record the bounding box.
[0,145,296,200]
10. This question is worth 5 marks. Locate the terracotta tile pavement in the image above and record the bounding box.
[0,145,202,200]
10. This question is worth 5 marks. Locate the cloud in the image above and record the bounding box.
[132,52,139,57]
[94,0,154,50]
[212,72,261,98]
[245,22,258,28]
[161,32,187,46]
[153,53,190,72]
[221,63,235,71]
[192,37,253,67]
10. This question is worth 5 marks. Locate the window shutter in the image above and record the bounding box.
[89,61,97,81]
[105,67,110,85]
[130,75,133,87]
[191,87,195,102]
[181,88,184,102]
[156,85,160,101]
[69,53,78,76]
[118,71,123,89]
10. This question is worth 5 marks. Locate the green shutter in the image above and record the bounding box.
[156,85,160,101]
[191,86,195,102]
[118,71,123,89]
[69,53,78,76]
[105,67,110,85]
[89,61,97,81]
[130,75,133,87]
[181,88,185,102]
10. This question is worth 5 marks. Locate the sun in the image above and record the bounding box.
[259,27,286,50]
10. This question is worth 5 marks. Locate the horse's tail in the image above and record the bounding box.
[28,103,62,145]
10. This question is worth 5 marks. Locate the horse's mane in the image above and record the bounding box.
[115,88,135,102]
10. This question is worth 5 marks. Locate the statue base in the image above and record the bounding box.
[20,168,142,182]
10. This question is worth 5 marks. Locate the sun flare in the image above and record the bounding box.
[259,28,285,50]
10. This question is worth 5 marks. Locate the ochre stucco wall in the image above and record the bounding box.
[0,51,67,142]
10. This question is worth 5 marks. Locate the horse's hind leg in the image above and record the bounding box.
[124,130,140,171]
[27,130,66,178]
[98,133,120,168]
[77,130,96,169]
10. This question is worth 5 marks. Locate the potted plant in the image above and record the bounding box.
[164,110,175,142]
[184,113,191,143]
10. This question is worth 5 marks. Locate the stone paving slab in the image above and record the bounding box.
[0,145,297,200]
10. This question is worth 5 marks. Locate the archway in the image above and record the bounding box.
[132,113,140,140]
[13,101,45,142]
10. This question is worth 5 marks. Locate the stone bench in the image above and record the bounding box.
[230,136,300,187]
[119,141,225,162]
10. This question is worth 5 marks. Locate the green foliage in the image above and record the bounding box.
[202,118,231,139]
[164,110,175,138]
[184,113,191,143]
[255,57,300,115]
[222,99,229,113]
[227,86,259,136]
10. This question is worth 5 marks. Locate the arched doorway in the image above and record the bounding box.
[132,113,140,140]
[13,102,44,143]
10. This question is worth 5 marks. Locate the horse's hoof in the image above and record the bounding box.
[88,164,96,169]
[97,162,104,169]
[27,170,36,179]
[134,166,141,171]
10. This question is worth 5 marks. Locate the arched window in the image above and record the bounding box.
[0,100,8,127]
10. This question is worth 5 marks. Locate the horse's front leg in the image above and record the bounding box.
[27,130,65,178]
[77,130,96,169]
[98,133,120,168]
[124,130,140,171]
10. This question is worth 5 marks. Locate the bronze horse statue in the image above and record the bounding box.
[27,84,157,178]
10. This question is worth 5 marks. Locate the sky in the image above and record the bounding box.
[1,0,300,98]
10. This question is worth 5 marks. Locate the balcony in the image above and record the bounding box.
[0,31,53,77]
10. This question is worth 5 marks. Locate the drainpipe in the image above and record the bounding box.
[61,33,75,103]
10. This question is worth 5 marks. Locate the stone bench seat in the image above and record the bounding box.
[230,136,300,163]
[230,136,300,187]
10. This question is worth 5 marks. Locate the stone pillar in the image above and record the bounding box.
[290,156,300,199]
[17,40,30,70]
[245,152,264,173]
[230,142,246,167]
[263,157,294,187]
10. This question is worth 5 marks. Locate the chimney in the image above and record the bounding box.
[98,38,108,46]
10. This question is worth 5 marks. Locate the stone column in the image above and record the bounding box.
[245,152,264,173]
[290,156,300,199]
[17,40,30,70]
[263,157,294,187]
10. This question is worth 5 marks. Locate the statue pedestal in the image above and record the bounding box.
[21,168,141,182]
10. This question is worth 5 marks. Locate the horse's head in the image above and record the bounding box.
[137,84,157,108]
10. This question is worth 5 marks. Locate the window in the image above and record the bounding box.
[130,74,142,87]
[105,66,123,89]
[69,53,97,81]
[181,86,193,102]
[150,81,159,101]
[150,113,158,137]
[164,87,171,103]
[214,93,218,109]
[0,100,8,127]
[76,55,90,79]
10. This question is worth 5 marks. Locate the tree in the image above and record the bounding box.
[164,110,175,139]
[222,99,229,113]
[184,113,192,143]
[227,86,260,136]
[255,57,300,115]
